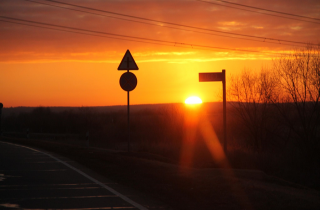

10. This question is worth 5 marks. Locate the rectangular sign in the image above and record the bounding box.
[199,72,224,82]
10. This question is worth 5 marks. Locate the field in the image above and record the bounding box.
[1,103,320,209]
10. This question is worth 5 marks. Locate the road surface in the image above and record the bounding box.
[0,141,148,210]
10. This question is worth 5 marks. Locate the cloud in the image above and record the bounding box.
[290,26,302,30]
[0,0,319,62]
[218,21,245,26]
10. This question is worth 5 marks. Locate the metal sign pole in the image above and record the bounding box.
[0,103,3,136]
[118,50,138,153]
[127,87,130,152]
[222,70,227,153]
[127,57,130,153]
[199,70,227,153]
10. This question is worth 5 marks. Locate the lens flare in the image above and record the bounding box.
[185,96,202,105]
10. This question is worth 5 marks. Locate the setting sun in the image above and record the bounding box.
[185,96,203,105]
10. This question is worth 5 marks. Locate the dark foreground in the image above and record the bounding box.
[1,137,319,210]
[0,141,157,210]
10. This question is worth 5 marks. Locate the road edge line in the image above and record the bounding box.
[0,141,149,210]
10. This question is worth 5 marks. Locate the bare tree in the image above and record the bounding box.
[229,68,278,151]
[272,45,320,157]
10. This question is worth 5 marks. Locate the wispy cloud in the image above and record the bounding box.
[0,0,319,62]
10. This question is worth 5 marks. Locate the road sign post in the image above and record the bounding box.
[199,70,227,153]
[118,50,139,152]
[0,103,3,136]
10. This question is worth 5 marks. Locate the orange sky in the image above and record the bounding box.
[0,0,319,107]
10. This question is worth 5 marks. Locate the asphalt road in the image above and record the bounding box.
[0,141,148,210]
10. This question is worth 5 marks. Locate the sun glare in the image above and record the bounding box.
[185,96,202,105]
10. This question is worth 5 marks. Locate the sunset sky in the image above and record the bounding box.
[1,0,319,107]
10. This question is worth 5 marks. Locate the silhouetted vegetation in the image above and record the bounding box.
[229,46,320,158]
[227,45,320,188]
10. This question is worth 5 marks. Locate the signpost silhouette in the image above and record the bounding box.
[0,103,3,136]
[118,50,139,152]
[120,72,137,91]
[199,70,227,152]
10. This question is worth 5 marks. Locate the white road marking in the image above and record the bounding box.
[0,141,149,210]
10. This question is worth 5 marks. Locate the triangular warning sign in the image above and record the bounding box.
[118,50,139,70]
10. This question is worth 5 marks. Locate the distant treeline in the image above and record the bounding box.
[1,104,184,149]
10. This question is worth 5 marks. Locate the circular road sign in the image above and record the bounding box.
[120,72,137,91]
